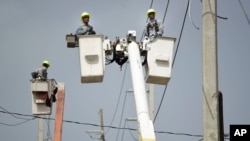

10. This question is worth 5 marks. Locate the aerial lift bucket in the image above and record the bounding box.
[31,80,53,115]
[145,36,176,85]
[78,35,105,83]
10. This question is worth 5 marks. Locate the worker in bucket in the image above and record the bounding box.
[144,8,164,38]
[75,12,96,35]
[31,60,50,80]
[31,60,57,106]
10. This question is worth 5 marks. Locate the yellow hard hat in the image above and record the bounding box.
[146,8,156,17]
[80,12,90,19]
[42,60,50,67]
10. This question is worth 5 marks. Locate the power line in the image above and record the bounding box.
[45,115,52,141]
[0,110,204,138]
[149,0,154,9]
[0,117,35,126]
[0,105,33,120]
[153,0,190,123]
[172,0,189,68]
[0,110,231,140]
[115,88,128,141]
[189,0,200,30]
[120,120,127,141]
[153,84,168,123]
[162,0,170,24]
[104,63,128,135]
[238,0,250,27]
[0,105,36,126]
[126,122,138,141]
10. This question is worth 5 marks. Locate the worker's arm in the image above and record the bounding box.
[157,21,164,36]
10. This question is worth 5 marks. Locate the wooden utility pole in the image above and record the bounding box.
[99,109,105,141]
[53,83,65,141]
[202,0,223,141]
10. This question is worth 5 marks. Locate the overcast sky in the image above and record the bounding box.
[0,0,250,141]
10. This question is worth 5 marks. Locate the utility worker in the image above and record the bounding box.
[75,12,96,35]
[31,60,57,106]
[144,9,164,37]
[31,60,50,80]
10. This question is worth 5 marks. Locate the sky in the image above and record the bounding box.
[0,0,250,141]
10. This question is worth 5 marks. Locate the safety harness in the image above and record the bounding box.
[147,19,159,36]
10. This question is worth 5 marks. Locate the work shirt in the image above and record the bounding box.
[37,66,48,79]
[144,19,164,37]
[75,23,94,35]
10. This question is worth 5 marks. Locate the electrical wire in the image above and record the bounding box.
[238,0,250,28]
[0,110,202,136]
[0,117,35,126]
[142,0,171,123]
[149,0,154,9]
[45,115,52,141]
[115,88,128,141]
[0,105,32,120]
[126,122,138,141]
[172,0,189,68]
[162,0,170,24]
[153,0,173,123]
[153,84,168,123]
[86,131,101,140]
[189,0,200,30]
[120,120,127,141]
[0,105,36,126]
[1,110,232,139]
[198,137,230,141]
[105,63,128,135]
[153,0,190,124]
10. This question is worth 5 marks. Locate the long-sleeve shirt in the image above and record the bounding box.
[37,66,48,79]
[75,23,94,35]
[144,19,164,37]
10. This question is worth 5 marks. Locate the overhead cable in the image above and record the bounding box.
[154,0,190,123]
[0,110,203,138]
[105,63,128,135]
[189,0,200,30]
[0,105,33,120]
[115,90,128,141]
[238,0,250,27]
[0,117,35,126]
[162,0,170,24]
